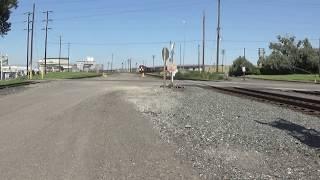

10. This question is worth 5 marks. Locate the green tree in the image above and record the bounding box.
[298,39,318,73]
[229,56,258,76]
[261,35,319,74]
[0,0,18,36]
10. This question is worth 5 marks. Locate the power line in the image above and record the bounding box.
[46,39,272,47]
[52,2,205,22]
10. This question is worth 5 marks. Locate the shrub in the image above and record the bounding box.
[229,56,258,76]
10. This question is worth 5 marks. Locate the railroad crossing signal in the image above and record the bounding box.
[170,42,175,63]
[167,63,177,73]
[162,48,169,62]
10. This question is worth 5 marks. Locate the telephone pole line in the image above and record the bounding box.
[183,20,186,70]
[244,48,246,59]
[29,3,35,79]
[68,43,70,72]
[128,59,131,72]
[122,62,124,71]
[216,0,221,72]
[24,12,32,77]
[42,10,52,74]
[318,38,320,77]
[111,54,113,72]
[179,44,182,69]
[152,55,155,71]
[222,49,225,73]
[59,35,62,72]
[202,11,206,72]
[198,44,201,72]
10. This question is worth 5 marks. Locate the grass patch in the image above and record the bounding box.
[175,71,224,81]
[0,72,102,88]
[248,74,320,83]
[34,72,102,80]
[0,78,26,86]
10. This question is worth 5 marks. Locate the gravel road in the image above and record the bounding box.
[0,74,198,179]
[0,73,319,179]
[124,82,320,179]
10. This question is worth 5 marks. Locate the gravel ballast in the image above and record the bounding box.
[123,85,320,179]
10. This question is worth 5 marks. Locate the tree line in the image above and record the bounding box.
[229,35,320,76]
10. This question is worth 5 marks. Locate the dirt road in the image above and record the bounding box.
[0,74,198,179]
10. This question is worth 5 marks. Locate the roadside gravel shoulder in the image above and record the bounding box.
[123,85,320,179]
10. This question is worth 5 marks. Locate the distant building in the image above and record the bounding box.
[37,57,103,73]
[38,58,72,72]
[1,54,27,80]
[1,65,27,80]
[75,57,103,72]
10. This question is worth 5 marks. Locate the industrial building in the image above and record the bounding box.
[75,57,103,72]
[38,58,71,72]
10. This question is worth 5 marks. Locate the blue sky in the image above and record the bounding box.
[1,0,320,69]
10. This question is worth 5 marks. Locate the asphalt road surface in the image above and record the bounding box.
[0,74,198,180]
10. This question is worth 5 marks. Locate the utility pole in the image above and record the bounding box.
[0,54,2,81]
[152,55,155,72]
[68,43,70,72]
[42,11,52,74]
[30,3,35,79]
[318,39,320,77]
[128,59,130,72]
[216,0,221,72]
[183,20,186,70]
[111,54,113,72]
[179,44,182,69]
[202,11,206,73]
[198,44,200,72]
[258,48,261,58]
[59,35,62,72]
[244,48,246,59]
[258,48,265,67]
[222,49,225,73]
[24,12,31,77]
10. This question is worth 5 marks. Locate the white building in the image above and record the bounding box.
[0,54,27,80]
[1,65,27,80]
[76,57,103,72]
[38,58,72,72]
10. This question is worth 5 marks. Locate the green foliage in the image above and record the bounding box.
[33,72,102,80]
[260,35,319,75]
[248,74,320,83]
[175,71,224,81]
[229,56,259,76]
[0,78,24,86]
[0,0,18,36]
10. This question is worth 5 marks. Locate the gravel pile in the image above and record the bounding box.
[124,85,320,179]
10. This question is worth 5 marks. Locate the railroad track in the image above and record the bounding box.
[292,90,320,96]
[0,81,38,90]
[209,86,320,117]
